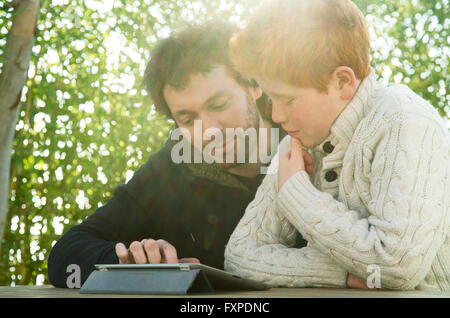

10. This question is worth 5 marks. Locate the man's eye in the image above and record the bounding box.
[180,118,193,126]
[209,102,227,111]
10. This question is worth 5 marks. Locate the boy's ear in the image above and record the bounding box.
[333,66,358,100]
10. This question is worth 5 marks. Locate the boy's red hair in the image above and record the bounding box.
[230,0,371,92]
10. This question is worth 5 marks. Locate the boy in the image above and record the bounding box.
[224,0,449,290]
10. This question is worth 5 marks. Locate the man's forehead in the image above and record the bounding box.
[163,67,239,113]
[167,66,233,91]
[170,90,230,117]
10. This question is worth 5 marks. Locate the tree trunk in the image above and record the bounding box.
[0,0,40,252]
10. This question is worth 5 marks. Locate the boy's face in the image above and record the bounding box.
[163,65,262,168]
[256,77,347,148]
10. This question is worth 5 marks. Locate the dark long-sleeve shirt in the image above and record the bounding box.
[47,138,270,287]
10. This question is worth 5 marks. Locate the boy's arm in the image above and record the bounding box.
[224,156,348,288]
[277,114,449,290]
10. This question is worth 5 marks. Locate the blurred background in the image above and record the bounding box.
[0,0,448,286]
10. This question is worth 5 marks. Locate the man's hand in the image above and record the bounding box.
[278,138,314,191]
[115,239,200,264]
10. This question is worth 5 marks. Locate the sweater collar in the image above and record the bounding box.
[312,69,377,156]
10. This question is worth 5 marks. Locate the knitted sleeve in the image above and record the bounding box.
[224,154,348,288]
[276,113,450,290]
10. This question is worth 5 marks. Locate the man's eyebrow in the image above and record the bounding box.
[172,91,229,118]
[172,109,195,117]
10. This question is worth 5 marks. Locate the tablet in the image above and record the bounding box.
[79,263,269,294]
[95,263,269,290]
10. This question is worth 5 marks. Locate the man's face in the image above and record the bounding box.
[256,77,344,148]
[163,65,262,169]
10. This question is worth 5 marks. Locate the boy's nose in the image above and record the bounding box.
[271,102,287,124]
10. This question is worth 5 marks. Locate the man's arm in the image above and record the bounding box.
[47,153,164,288]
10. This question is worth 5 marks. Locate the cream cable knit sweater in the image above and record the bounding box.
[224,71,450,291]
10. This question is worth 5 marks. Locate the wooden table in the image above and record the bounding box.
[0,285,448,298]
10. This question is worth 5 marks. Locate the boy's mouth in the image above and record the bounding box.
[287,130,300,138]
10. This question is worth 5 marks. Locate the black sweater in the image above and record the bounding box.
[47,139,267,287]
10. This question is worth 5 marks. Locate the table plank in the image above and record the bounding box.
[0,285,448,298]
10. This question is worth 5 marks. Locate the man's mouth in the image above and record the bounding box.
[211,137,235,156]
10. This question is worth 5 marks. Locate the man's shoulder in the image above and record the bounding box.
[125,139,186,191]
[145,140,173,170]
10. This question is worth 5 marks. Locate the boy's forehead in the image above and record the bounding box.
[256,77,299,96]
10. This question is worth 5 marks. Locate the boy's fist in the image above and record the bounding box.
[278,138,313,191]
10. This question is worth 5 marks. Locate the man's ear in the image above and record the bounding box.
[333,66,359,101]
[249,86,263,100]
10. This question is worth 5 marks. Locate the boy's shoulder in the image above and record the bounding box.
[366,82,446,130]
[352,81,448,147]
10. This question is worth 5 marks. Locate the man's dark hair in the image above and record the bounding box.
[143,20,272,120]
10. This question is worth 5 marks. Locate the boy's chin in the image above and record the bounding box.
[297,139,317,149]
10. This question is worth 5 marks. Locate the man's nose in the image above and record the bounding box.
[201,116,223,146]
[271,101,287,124]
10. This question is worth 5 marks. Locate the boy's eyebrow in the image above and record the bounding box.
[266,91,293,100]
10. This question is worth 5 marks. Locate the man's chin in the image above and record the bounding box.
[218,161,240,171]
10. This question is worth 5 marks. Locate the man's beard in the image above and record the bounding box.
[217,92,260,171]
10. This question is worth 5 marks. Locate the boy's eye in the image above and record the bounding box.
[285,98,295,106]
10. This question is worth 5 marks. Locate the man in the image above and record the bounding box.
[47,21,296,288]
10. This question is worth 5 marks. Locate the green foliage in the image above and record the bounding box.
[0,0,448,286]
[367,0,449,117]
[0,0,257,286]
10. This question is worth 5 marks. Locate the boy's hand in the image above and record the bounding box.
[115,239,200,264]
[278,138,313,191]
[346,273,370,289]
